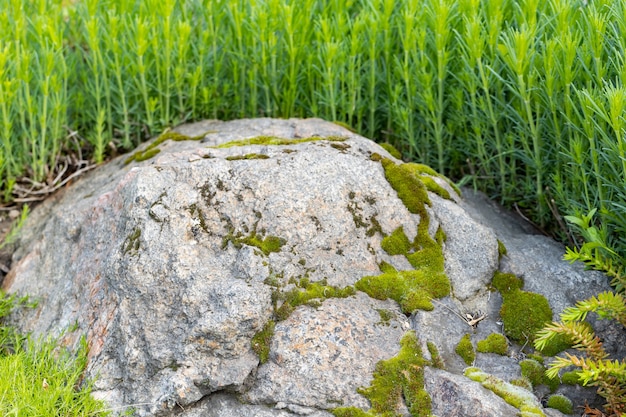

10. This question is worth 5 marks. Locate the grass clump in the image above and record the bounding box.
[476,333,508,356]
[332,331,432,417]
[455,334,475,365]
[0,291,108,416]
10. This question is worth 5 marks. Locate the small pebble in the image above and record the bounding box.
[8,209,20,220]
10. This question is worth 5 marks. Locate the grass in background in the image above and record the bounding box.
[0,0,625,276]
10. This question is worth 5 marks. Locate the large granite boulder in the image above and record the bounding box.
[3,118,620,416]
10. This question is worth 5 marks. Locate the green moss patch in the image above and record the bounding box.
[222,227,285,256]
[519,359,560,392]
[332,332,432,417]
[210,135,347,149]
[381,227,412,256]
[465,367,546,416]
[477,333,508,356]
[427,341,445,369]
[251,320,275,364]
[226,153,270,160]
[455,334,475,365]
[355,267,449,314]
[122,227,141,256]
[546,394,573,414]
[379,142,403,160]
[272,278,356,321]
[125,130,208,164]
[499,288,552,344]
[491,271,523,294]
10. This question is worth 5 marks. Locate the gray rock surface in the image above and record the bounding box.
[424,367,520,417]
[3,118,620,416]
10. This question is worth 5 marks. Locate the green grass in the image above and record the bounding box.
[0,290,109,416]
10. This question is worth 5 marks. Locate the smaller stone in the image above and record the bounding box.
[8,209,19,220]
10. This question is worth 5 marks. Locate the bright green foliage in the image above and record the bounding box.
[476,333,508,356]
[251,320,275,364]
[455,334,475,365]
[546,395,573,415]
[333,331,432,417]
[535,291,626,415]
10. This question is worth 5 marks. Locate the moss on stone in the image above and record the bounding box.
[546,394,573,414]
[379,142,402,160]
[381,227,412,256]
[465,367,546,417]
[122,228,141,255]
[499,288,552,344]
[376,309,394,326]
[510,377,534,391]
[334,332,431,417]
[497,240,508,259]
[125,130,208,164]
[226,153,270,160]
[427,341,445,369]
[561,371,582,385]
[380,158,430,218]
[332,408,376,417]
[331,142,351,151]
[273,279,356,322]
[476,333,508,356]
[356,269,449,314]
[491,271,523,294]
[402,162,461,197]
[211,135,348,149]
[251,320,275,364]
[520,359,545,387]
[331,120,357,133]
[222,228,285,256]
[455,334,475,365]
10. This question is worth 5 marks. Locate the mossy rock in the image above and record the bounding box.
[499,289,552,343]
[491,271,523,294]
[546,394,573,414]
[455,333,475,365]
[476,333,508,356]
[381,226,412,256]
[334,332,431,417]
